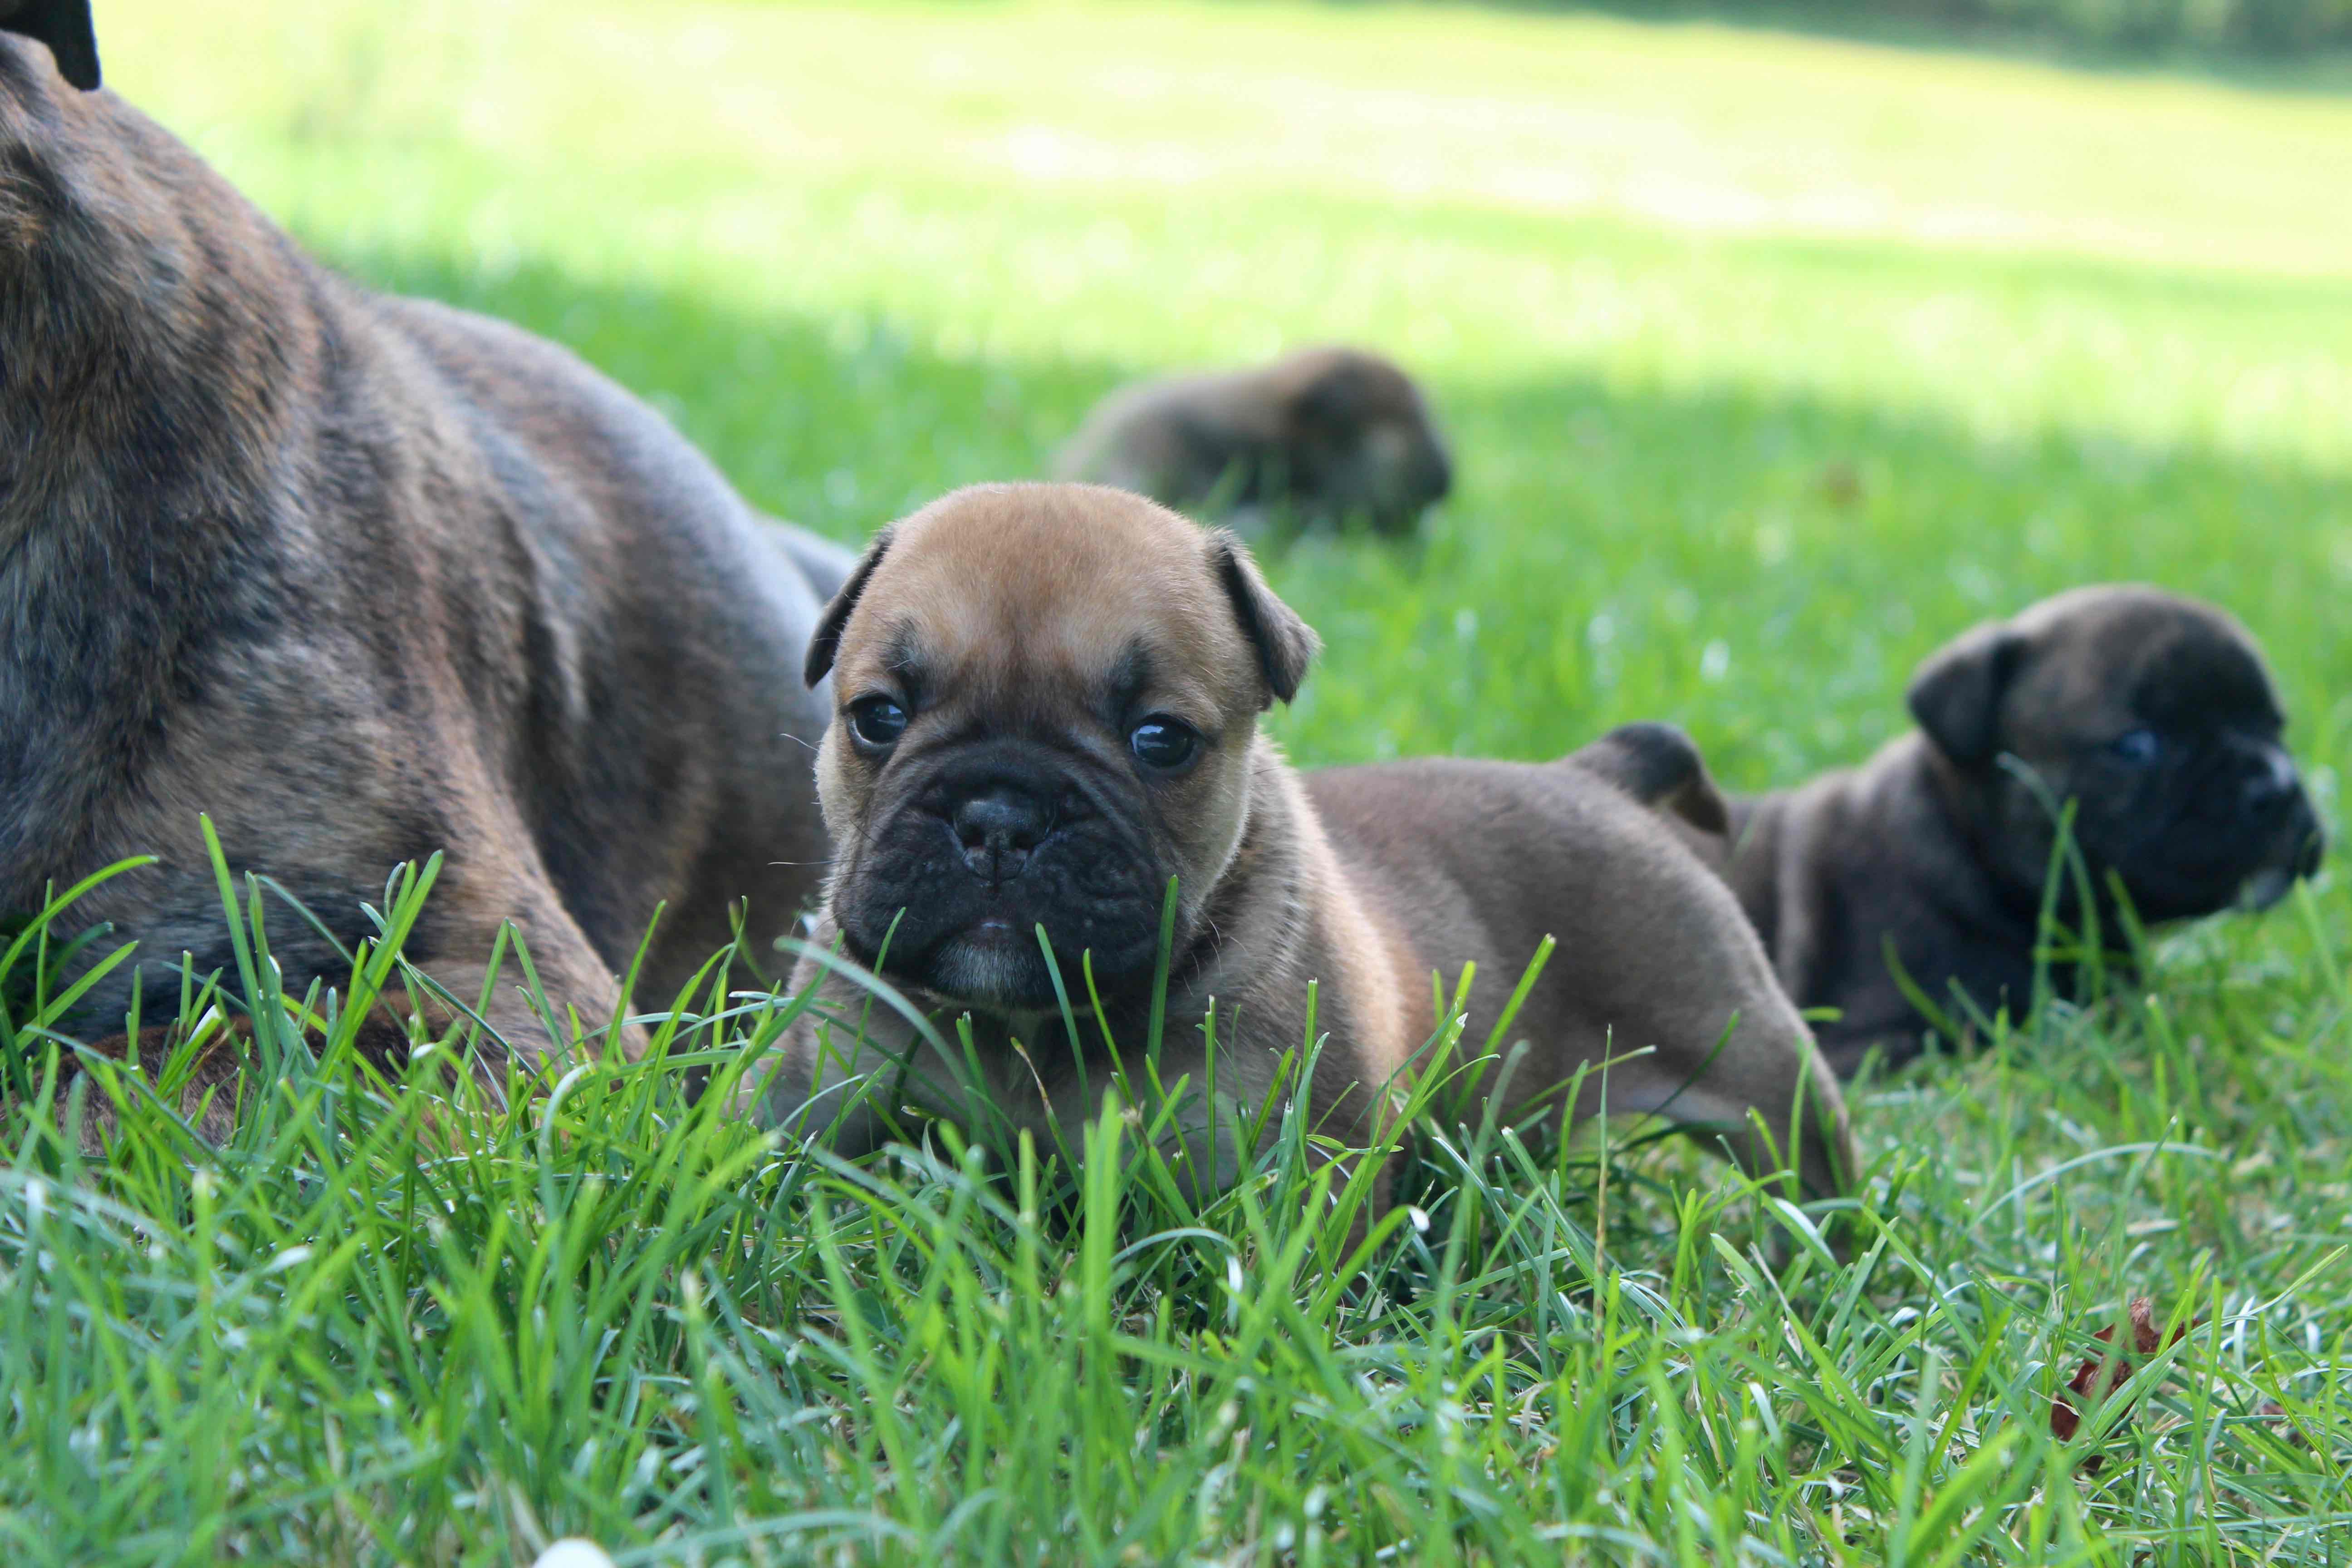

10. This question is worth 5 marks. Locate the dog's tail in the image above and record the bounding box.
[1564,721,1730,837]
[2,0,99,91]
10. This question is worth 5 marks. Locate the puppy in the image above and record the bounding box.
[1,17,837,1062]
[1706,586,2325,1076]
[745,485,1852,1203]
[1054,347,1452,538]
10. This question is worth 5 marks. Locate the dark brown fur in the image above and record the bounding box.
[746,485,1852,1202]
[1565,720,1732,837]
[0,39,837,1068]
[1703,586,2324,1076]
[1054,346,1452,538]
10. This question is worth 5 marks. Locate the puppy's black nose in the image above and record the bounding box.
[952,787,1054,884]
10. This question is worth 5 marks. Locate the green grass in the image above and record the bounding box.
[9,0,2352,1560]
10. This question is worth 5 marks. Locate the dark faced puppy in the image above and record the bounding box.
[1054,346,1452,538]
[1706,586,2324,1076]
[749,485,1852,1205]
[0,25,837,1064]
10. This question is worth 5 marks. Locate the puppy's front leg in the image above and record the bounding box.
[407,861,634,1070]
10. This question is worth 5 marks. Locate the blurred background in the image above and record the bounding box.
[104,0,2352,806]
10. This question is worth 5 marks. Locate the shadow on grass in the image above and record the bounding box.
[328,240,2352,796]
[1346,0,2352,93]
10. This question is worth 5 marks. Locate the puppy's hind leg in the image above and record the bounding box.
[1580,982,1856,1208]
[1673,1023,1854,1205]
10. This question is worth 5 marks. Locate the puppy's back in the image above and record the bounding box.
[1304,756,1851,1195]
[1052,367,1258,500]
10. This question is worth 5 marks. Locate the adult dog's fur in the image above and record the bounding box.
[1,26,839,1063]
[746,485,1852,1202]
[1702,586,2324,1075]
[1054,347,1452,538]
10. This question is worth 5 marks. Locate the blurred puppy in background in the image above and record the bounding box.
[1055,346,1452,538]
[1692,586,2325,1076]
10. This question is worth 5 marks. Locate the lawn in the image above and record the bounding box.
[9,0,2352,1560]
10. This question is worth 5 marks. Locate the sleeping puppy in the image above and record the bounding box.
[1054,347,1452,538]
[1706,586,2325,1076]
[0,14,838,1065]
[745,484,1852,1203]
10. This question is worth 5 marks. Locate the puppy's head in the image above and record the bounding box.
[1268,347,1451,535]
[1907,585,2323,920]
[803,483,1318,1009]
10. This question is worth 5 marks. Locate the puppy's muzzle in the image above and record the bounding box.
[2239,745,2301,818]
[840,742,1163,1006]
[1419,442,1454,505]
[2230,741,2325,907]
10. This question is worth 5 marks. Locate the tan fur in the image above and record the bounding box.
[748,485,1853,1205]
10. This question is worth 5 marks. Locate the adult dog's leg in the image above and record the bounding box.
[399,837,638,1068]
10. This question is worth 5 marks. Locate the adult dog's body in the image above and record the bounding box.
[1706,587,2324,1076]
[750,485,1851,1200]
[1,30,839,1054]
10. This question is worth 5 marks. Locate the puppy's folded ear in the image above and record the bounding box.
[1207,529,1318,707]
[2,0,100,91]
[1567,722,1730,835]
[1906,620,2024,767]
[803,526,894,688]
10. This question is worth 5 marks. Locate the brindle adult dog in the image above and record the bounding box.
[1,14,839,1064]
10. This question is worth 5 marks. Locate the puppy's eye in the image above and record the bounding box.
[2109,728,2161,768]
[1130,716,1200,771]
[848,696,908,749]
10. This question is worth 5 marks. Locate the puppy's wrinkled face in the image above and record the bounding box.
[1277,350,1451,534]
[804,484,1315,1010]
[1910,585,2324,920]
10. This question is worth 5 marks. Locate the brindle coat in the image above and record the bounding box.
[0,26,837,1067]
